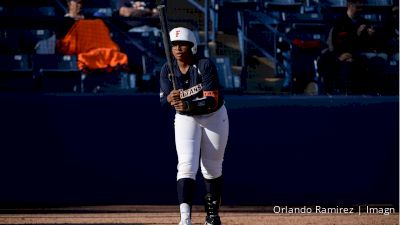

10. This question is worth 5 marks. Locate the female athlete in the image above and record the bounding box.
[160,27,229,225]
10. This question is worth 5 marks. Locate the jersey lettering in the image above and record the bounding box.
[180,84,203,99]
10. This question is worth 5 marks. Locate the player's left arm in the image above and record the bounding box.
[184,60,220,112]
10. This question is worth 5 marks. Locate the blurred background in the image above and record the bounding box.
[0,0,397,95]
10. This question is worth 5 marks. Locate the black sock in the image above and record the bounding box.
[177,178,196,205]
[204,176,223,216]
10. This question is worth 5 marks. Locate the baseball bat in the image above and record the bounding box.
[158,4,177,90]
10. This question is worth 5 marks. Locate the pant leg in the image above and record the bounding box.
[175,113,202,180]
[198,105,229,180]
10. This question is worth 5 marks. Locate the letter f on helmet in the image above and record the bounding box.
[170,27,197,54]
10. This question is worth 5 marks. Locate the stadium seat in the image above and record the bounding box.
[0,54,34,92]
[10,6,56,17]
[263,0,303,21]
[82,7,113,17]
[223,0,258,2]
[32,54,81,93]
[212,56,240,90]
[365,0,393,6]
[0,28,54,54]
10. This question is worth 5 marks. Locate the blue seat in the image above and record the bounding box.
[82,7,113,17]
[322,0,347,7]
[10,6,56,17]
[33,54,79,71]
[32,54,82,93]
[223,0,258,2]
[365,0,393,6]
[263,0,303,20]
[0,28,54,54]
[211,56,240,90]
[0,29,21,54]
[285,12,325,23]
[0,54,34,92]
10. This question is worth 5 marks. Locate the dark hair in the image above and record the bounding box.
[171,41,194,47]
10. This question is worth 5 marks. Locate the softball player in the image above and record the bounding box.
[160,27,229,225]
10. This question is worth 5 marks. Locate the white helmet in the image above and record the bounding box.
[169,27,197,54]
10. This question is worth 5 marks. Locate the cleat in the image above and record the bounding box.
[204,215,221,225]
[204,193,221,225]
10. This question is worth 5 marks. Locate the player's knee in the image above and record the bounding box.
[177,166,197,180]
[177,172,197,180]
[201,158,223,179]
[177,161,199,180]
[201,166,222,180]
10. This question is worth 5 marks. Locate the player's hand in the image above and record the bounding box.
[338,52,353,62]
[357,24,367,36]
[171,100,188,112]
[167,89,181,105]
[367,26,375,36]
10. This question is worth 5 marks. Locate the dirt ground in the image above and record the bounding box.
[0,205,398,225]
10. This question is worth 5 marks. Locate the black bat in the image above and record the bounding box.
[158,4,177,90]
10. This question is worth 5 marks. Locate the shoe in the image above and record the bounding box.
[204,215,221,225]
[179,218,192,225]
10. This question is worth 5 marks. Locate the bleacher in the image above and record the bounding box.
[0,1,62,92]
[235,0,398,95]
[0,0,398,95]
[0,0,148,93]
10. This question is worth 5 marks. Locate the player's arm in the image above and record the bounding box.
[160,64,173,107]
[183,91,219,112]
[184,60,220,112]
[160,63,186,112]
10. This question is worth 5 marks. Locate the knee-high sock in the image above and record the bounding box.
[204,176,223,216]
[177,178,196,219]
[177,178,196,205]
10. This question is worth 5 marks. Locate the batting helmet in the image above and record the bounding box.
[169,27,197,54]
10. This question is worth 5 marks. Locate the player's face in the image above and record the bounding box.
[172,41,192,61]
[349,2,363,15]
[68,0,82,15]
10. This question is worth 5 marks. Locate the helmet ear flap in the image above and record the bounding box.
[191,45,197,55]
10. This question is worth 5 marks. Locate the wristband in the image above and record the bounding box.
[184,101,192,112]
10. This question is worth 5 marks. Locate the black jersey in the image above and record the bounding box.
[331,14,371,55]
[160,57,224,115]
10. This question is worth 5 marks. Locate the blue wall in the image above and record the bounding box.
[0,94,398,207]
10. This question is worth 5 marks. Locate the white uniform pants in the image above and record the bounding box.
[175,105,229,180]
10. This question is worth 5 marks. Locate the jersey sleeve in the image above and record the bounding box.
[160,63,172,107]
[200,58,220,91]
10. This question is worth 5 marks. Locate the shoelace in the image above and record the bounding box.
[206,215,220,224]
[205,197,219,215]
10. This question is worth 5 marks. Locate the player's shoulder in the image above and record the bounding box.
[161,62,169,70]
[196,57,217,74]
[196,57,215,67]
[160,62,170,76]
